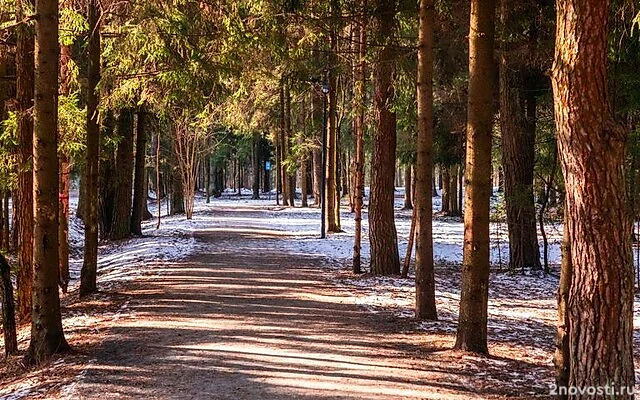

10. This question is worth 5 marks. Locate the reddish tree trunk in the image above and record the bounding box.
[552,0,635,392]
[369,0,400,276]
[15,0,35,322]
[27,0,70,362]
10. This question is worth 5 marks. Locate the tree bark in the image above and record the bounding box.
[415,0,437,320]
[499,4,541,272]
[448,164,459,216]
[285,84,295,206]
[0,253,17,356]
[352,2,366,274]
[279,83,288,206]
[369,0,400,276]
[554,208,571,400]
[300,96,309,208]
[171,166,185,215]
[440,166,450,214]
[98,113,116,240]
[27,0,70,362]
[312,89,322,208]
[252,132,260,200]
[326,17,341,231]
[455,0,496,354]
[131,110,147,235]
[552,0,635,392]
[403,165,412,210]
[110,109,134,240]
[15,0,35,322]
[80,0,101,296]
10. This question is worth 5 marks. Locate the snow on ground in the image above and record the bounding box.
[65,193,197,292]
[202,188,564,269]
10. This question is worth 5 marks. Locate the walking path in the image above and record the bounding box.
[63,209,500,399]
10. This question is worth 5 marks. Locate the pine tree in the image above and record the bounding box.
[455,0,496,353]
[15,0,34,321]
[27,0,70,362]
[552,0,635,391]
[414,0,437,320]
[80,0,101,297]
[369,0,400,276]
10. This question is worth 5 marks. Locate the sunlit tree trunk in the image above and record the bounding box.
[369,0,400,276]
[415,0,437,320]
[15,0,35,321]
[27,0,70,362]
[552,0,635,393]
[455,0,496,354]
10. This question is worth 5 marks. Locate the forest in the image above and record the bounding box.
[0,0,638,398]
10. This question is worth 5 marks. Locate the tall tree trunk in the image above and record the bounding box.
[27,0,70,362]
[155,132,161,229]
[77,168,85,220]
[352,2,366,274]
[312,88,322,208]
[15,0,35,321]
[57,21,73,294]
[554,208,571,400]
[0,47,8,252]
[327,15,341,232]
[98,113,116,240]
[552,0,635,392]
[0,254,17,356]
[206,155,211,202]
[448,164,459,216]
[300,96,309,208]
[440,166,450,214]
[415,0,437,320]
[455,0,496,354]
[80,0,101,296]
[285,84,295,206]
[403,165,412,209]
[171,166,185,215]
[369,0,400,276]
[110,109,135,240]
[279,83,288,206]
[499,1,541,272]
[2,194,8,252]
[131,110,147,235]
[252,133,260,200]
[58,156,71,292]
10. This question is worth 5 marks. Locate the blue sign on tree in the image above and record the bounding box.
[265,161,271,171]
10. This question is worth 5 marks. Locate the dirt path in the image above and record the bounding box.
[52,208,517,400]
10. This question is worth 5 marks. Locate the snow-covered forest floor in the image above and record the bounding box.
[1,189,639,399]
